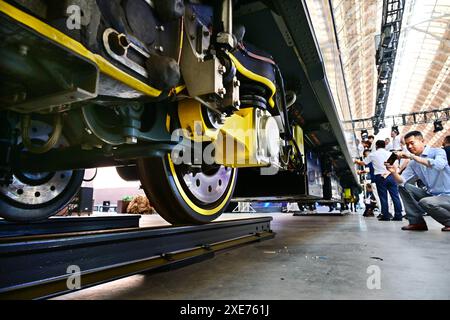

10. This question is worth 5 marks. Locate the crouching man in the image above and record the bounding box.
[385,131,450,231]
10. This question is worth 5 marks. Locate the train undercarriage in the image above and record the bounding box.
[0,0,359,225]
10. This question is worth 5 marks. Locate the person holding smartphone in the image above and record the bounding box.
[385,131,450,231]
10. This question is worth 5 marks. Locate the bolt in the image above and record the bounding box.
[202,244,212,250]
[154,46,164,53]
[190,13,196,21]
[218,65,226,75]
[126,136,138,144]
[156,25,165,31]
[19,45,29,56]
[84,128,93,135]
[217,88,227,96]
[234,79,241,87]
[233,100,241,108]
[203,30,210,37]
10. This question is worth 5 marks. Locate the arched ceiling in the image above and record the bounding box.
[306,0,449,148]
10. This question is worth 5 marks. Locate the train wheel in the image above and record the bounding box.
[0,169,85,222]
[0,119,84,222]
[137,154,237,225]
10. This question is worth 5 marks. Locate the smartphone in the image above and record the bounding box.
[386,152,398,165]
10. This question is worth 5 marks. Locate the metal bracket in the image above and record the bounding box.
[102,28,150,78]
[232,202,256,213]
[180,29,225,98]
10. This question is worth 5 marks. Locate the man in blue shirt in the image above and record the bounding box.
[386,131,450,231]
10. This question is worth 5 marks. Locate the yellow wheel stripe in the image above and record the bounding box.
[227,52,276,108]
[167,154,236,216]
[0,0,162,97]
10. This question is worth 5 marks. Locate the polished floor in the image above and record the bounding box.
[55,211,450,300]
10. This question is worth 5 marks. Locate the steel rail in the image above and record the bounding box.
[0,216,274,300]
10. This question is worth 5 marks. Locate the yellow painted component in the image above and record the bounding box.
[344,188,352,199]
[178,17,184,61]
[0,0,162,97]
[165,114,171,132]
[227,53,276,108]
[176,101,265,168]
[174,85,186,94]
[293,125,305,160]
[167,154,236,215]
[215,108,266,168]
[177,99,219,142]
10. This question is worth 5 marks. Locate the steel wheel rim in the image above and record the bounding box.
[177,165,233,205]
[0,120,73,206]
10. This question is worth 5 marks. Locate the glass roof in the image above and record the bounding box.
[305,0,354,123]
[307,0,449,147]
[384,0,449,146]
[306,0,383,156]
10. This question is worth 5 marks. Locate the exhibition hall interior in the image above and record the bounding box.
[0,0,448,302]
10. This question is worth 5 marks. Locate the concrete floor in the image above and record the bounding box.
[55,211,450,300]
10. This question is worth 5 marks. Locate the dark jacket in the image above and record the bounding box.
[445,146,450,165]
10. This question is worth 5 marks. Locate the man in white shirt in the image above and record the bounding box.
[385,138,393,151]
[390,128,401,151]
[356,139,364,158]
[355,140,403,221]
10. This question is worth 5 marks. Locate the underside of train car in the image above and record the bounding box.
[0,0,360,225]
